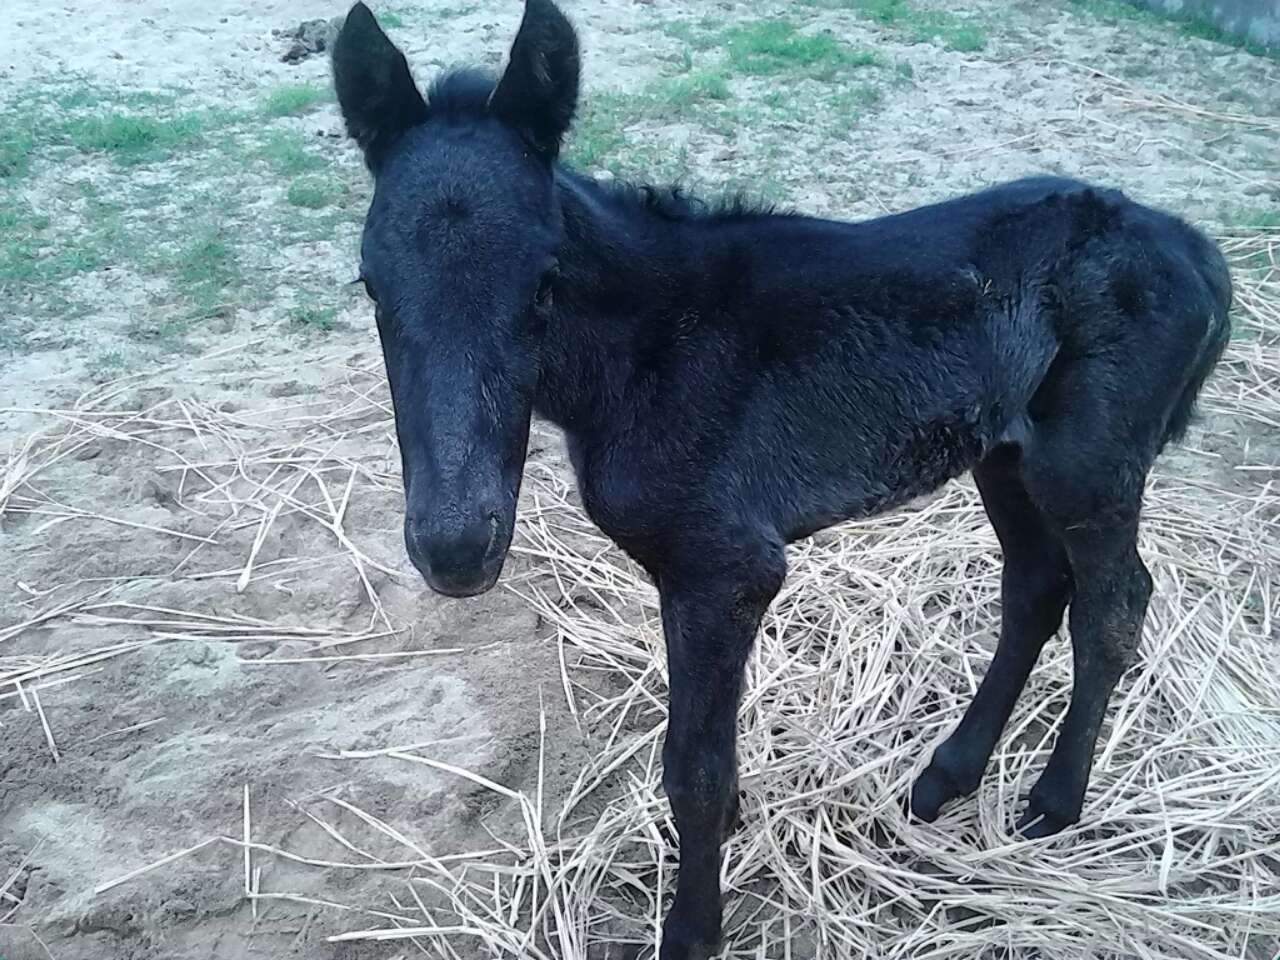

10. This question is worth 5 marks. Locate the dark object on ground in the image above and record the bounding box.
[278,16,344,64]
[331,2,1233,958]
[1132,0,1279,55]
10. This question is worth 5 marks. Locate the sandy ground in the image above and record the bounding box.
[1,1,1278,959]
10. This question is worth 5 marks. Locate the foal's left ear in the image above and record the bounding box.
[489,0,580,158]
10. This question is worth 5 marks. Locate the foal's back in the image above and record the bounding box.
[628,175,1230,545]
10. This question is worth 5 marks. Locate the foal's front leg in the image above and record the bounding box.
[658,545,783,960]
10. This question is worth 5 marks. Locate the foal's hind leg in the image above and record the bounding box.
[1016,443,1153,837]
[911,446,1072,822]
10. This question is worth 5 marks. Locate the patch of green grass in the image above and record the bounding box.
[125,312,193,347]
[378,9,405,28]
[833,83,883,112]
[129,225,240,345]
[286,179,339,209]
[261,82,330,117]
[3,84,228,174]
[726,20,881,77]
[719,173,792,206]
[0,234,40,286]
[51,85,176,111]
[1179,17,1277,58]
[0,194,125,291]
[88,349,129,378]
[836,0,987,52]
[1066,0,1162,23]
[657,69,732,108]
[933,21,985,52]
[0,116,36,178]
[663,17,724,51]
[564,92,635,170]
[0,201,22,231]
[823,81,887,131]
[157,225,240,325]
[257,131,327,175]
[173,228,235,287]
[0,200,40,284]
[66,112,205,162]
[290,305,339,331]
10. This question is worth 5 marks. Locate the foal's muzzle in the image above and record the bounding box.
[405,512,505,598]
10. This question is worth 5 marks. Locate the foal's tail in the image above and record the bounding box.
[1161,226,1232,449]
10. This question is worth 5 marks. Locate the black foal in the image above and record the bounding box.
[331,2,1232,956]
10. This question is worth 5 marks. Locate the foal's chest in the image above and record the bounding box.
[564,432,674,558]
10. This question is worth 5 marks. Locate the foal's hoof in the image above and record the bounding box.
[659,941,718,960]
[661,913,720,960]
[1016,797,1079,839]
[908,764,965,822]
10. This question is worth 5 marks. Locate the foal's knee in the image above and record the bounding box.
[662,740,737,838]
[1069,550,1152,669]
[1002,549,1071,635]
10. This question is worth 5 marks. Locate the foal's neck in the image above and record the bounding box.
[533,169,688,437]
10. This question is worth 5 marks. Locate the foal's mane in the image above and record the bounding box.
[425,69,784,224]
[599,182,782,223]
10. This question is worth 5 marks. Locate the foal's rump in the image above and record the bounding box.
[1006,179,1233,459]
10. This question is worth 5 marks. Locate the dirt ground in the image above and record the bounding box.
[1,1,1277,959]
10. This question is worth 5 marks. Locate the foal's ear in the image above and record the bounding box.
[332,2,428,168]
[489,0,580,158]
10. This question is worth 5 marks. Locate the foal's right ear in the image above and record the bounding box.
[332,2,428,168]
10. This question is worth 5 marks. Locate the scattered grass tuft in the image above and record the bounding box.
[0,118,35,178]
[290,305,339,331]
[88,349,129,379]
[126,313,193,347]
[726,20,880,77]
[258,131,327,175]
[835,0,987,52]
[173,227,235,288]
[832,83,883,115]
[663,17,724,51]
[657,69,732,108]
[53,86,175,111]
[261,82,330,117]
[0,195,126,293]
[286,179,339,209]
[564,92,635,170]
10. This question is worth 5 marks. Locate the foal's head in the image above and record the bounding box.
[333,0,579,596]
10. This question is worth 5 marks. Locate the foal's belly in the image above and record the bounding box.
[768,410,999,543]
